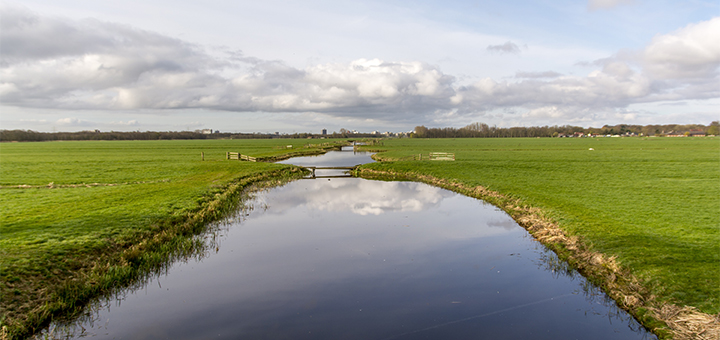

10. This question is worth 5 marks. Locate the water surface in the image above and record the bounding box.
[46,149,655,339]
[276,146,374,177]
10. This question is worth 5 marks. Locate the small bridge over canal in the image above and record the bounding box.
[304,166,358,179]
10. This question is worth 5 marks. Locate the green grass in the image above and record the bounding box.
[2,136,717,338]
[0,138,346,339]
[0,139,339,186]
[361,137,720,315]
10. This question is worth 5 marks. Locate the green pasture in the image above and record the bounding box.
[361,137,720,314]
[0,139,344,338]
[1,136,717,338]
[0,139,337,186]
[1,139,338,254]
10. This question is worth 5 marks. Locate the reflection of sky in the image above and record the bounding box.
[276,149,375,167]
[51,180,654,340]
[487,218,518,230]
[257,178,454,215]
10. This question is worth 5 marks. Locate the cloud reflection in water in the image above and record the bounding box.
[256,178,455,216]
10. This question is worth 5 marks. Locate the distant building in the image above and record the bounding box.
[201,129,213,134]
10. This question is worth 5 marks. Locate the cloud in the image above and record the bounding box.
[1,5,717,127]
[261,179,454,216]
[56,117,91,126]
[110,120,139,126]
[588,0,635,11]
[486,42,521,54]
[642,17,720,80]
[457,65,652,112]
[0,4,218,108]
[515,71,563,79]
[456,18,720,121]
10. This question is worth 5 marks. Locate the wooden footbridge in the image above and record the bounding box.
[304,166,358,179]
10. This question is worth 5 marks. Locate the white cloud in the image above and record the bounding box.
[642,17,720,80]
[56,117,91,126]
[110,120,139,126]
[262,179,454,216]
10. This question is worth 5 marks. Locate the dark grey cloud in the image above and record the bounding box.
[486,41,521,54]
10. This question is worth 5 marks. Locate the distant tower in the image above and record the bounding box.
[322,129,327,135]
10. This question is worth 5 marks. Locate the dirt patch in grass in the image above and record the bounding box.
[358,167,719,340]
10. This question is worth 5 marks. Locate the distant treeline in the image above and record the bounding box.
[2,121,718,142]
[413,122,719,138]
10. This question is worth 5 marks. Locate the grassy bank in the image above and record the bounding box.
[0,139,346,339]
[358,136,719,338]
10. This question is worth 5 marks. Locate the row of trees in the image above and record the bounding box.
[412,122,719,138]
[588,122,718,136]
[2,122,717,142]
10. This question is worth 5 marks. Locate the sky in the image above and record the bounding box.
[1,0,718,134]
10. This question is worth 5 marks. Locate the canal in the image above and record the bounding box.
[44,147,655,339]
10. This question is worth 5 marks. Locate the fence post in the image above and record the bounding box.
[201,152,204,161]
[226,152,229,160]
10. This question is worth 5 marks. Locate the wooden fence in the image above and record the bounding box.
[226,152,257,162]
[428,152,455,161]
[394,152,456,161]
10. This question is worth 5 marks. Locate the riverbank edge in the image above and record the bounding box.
[256,143,346,163]
[357,167,719,340]
[1,167,308,340]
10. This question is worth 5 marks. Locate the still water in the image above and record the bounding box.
[276,146,375,167]
[47,148,655,339]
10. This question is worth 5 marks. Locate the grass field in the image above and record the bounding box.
[360,137,720,317]
[1,137,717,339]
[0,139,345,339]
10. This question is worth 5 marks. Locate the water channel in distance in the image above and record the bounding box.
[46,146,656,339]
